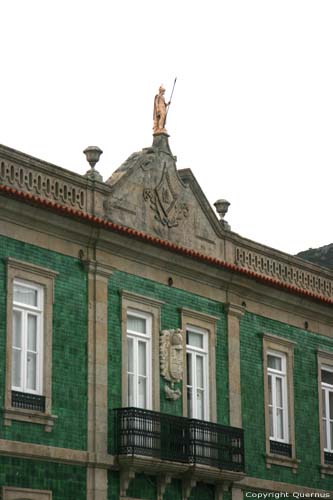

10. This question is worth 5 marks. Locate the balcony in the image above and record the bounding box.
[112,407,245,488]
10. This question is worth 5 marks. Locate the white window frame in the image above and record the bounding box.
[5,258,58,431]
[12,279,44,395]
[181,308,218,423]
[186,324,209,421]
[267,350,289,443]
[126,308,152,410]
[317,349,333,477]
[121,290,163,411]
[263,332,297,470]
[321,365,333,453]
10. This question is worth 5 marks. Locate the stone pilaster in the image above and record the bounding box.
[226,304,245,428]
[85,260,112,500]
[231,486,243,500]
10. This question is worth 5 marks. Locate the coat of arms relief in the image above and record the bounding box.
[143,165,189,228]
[160,329,184,400]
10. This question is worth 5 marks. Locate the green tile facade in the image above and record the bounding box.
[107,270,228,425]
[240,311,333,491]
[0,456,86,499]
[1,234,332,496]
[0,235,88,450]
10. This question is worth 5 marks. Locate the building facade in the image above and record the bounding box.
[0,132,333,499]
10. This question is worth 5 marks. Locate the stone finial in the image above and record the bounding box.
[214,199,231,230]
[83,146,103,181]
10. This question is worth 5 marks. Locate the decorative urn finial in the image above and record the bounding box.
[83,146,103,181]
[214,199,231,230]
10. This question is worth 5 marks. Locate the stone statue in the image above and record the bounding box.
[153,85,169,134]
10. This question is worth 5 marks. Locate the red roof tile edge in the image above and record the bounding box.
[1,184,332,306]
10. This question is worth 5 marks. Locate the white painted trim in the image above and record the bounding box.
[126,309,152,410]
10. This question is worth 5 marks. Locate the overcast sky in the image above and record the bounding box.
[1,1,333,256]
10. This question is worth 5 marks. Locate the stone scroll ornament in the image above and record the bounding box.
[160,329,184,400]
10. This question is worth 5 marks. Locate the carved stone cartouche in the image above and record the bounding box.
[160,329,184,384]
[143,166,189,228]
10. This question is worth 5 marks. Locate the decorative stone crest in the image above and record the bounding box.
[160,328,184,400]
[160,328,184,382]
[143,166,189,228]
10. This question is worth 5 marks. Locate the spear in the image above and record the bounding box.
[166,77,177,118]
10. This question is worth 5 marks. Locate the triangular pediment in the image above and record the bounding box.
[105,135,224,257]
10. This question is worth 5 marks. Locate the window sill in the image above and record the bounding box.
[265,453,299,473]
[3,407,57,432]
[320,464,333,478]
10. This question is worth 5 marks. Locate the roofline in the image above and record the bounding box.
[1,183,332,306]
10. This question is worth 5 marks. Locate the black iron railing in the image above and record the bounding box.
[11,390,45,412]
[113,407,245,471]
[324,451,333,465]
[270,440,292,457]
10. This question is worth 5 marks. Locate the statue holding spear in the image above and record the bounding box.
[153,78,177,134]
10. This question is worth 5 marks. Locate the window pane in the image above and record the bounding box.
[187,387,193,417]
[26,352,37,390]
[330,392,333,420]
[13,310,22,348]
[187,331,203,348]
[268,374,272,405]
[322,370,333,386]
[127,338,134,373]
[323,389,327,418]
[127,315,146,334]
[268,355,282,371]
[196,355,204,388]
[27,314,37,351]
[323,418,328,449]
[138,376,146,408]
[276,408,284,440]
[330,421,333,451]
[269,406,274,437]
[138,341,147,376]
[128,374,134,406]
[14,284,38,306]
[197,388,204,420]
[187,353,192,386]
[12,349,21,388]
[276,377,283,408]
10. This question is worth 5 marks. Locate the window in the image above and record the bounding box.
[121,290,163,411]
[321,367,333,458]
[5,258,58,430]
[317,349,333,476]
[186,325,209,420]
[267,351,289,445]
[181,308,218,422]
[12,280,44,395]
[127,310,152,409]
[263,333,298,470]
